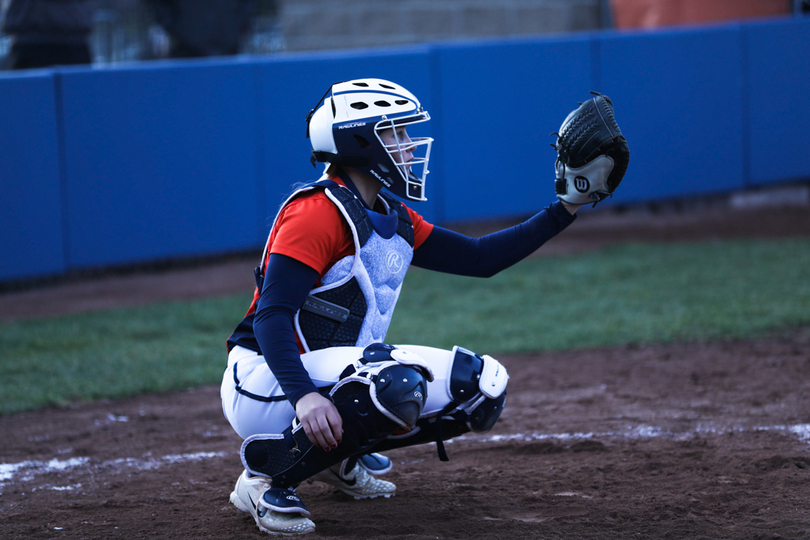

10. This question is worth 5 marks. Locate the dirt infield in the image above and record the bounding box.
[2,202,810,539]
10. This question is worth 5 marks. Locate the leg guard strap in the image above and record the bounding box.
[371,416,472,461]
[374,391,505,462]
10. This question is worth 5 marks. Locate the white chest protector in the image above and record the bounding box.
[272,180,415,352]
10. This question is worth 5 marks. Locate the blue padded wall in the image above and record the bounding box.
[745,18,810,185]
[599,25,746,203]
[58,59,261,269]
[433,35,595,223]
[255,45,438,231]
[1,17,808,282]
[0,72,65,281]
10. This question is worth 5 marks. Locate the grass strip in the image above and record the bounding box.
[1,238,808,414]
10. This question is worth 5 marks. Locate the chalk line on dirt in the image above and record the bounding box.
[3,423,809,493]
[465,423,810,445]
[0,451,228,493]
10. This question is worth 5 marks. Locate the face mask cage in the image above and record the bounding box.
[374,111,433,201]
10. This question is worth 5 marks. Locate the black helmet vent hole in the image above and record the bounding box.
[395,100,409,105]
[353,82,369,87]
[375,100,391,107]
[351,102,369,110]
[354,135,370,148]
[380,83,396,89]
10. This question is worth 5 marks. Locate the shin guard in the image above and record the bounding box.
[241,356,428,488]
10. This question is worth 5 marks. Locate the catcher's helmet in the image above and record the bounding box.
[306,78,432,201]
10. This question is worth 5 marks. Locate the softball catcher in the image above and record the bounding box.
[220,79,629,535]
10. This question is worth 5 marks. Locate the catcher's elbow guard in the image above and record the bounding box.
[553,92,630,207]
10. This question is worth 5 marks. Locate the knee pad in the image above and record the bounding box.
[446,346,508,433]
[333,360,428,432]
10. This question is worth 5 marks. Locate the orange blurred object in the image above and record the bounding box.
[611,0,790,29]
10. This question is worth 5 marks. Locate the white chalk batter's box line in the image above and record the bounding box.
[2,424,809,493]
[463,423,810,444]
[0,451,229,493]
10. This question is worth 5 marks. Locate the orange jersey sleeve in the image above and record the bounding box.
[405,204,434,250]
[265,180,434,280]
[267,191,354,276]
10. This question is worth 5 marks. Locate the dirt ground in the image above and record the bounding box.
[2,202,810,539]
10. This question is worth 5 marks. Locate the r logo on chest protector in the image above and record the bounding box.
[386,251,403,273]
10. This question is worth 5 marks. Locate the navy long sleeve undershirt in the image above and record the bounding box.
[252,200,576,407]
[253,254,322,406]
[411,201,575,276]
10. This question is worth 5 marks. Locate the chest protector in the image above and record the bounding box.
[264,179,415,352]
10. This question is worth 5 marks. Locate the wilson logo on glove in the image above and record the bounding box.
[574,176,590,193]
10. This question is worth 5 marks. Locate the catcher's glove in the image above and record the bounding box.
[553,92,630,207]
